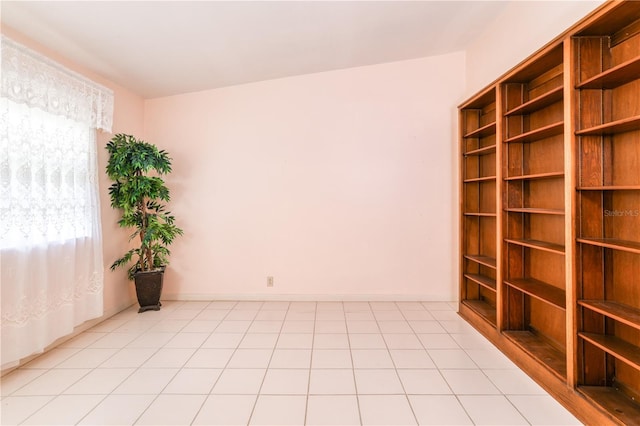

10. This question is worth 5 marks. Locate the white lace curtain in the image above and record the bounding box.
[1,35,114,368]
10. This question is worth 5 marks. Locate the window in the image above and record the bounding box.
[0,98,97,248]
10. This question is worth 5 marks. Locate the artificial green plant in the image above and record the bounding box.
[106,134,183,279]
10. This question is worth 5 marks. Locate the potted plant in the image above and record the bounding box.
[106,134,183,312]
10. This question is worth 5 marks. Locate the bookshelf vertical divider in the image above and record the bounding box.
[495,83,504,333]
[458,2,640,424]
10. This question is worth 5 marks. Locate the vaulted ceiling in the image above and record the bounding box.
[1,1,508,98]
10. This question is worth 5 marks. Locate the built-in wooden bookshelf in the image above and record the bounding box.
[458,1,640,424]
[502,41,569,381]
[460,87,499,327]
[574,2,640,421]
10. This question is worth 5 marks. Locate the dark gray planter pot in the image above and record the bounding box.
[133,267,165,313]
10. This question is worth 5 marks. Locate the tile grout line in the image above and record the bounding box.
[246,300,292,426]
[344,302,364,426]
[380,301,420,426]
[302,302,318,426]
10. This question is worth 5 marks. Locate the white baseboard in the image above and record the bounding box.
[162,293,456,302]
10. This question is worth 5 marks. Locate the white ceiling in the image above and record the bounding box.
[1,1,508,99]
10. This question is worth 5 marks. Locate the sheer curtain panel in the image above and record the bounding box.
[0,35,114,368]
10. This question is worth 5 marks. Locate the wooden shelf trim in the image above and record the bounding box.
[577,55,640,89]
[504,121,564,144]
[464,175,497,183]
[504,86,564,116]
[578,185,640,191]
[579,300,640,332]
[464,273,497,291]
[579,332,640,372]
[504,238,565,255]
[578,387,640,426]
[576,115,640,136]
[464,144,496,156]
[464,121,497,139]
[577,238,640,254]
[463,212,497,217]
[461,88,496,110]
[505,171,564,181]
[464,254,497,269]
[504,277,566,309]
[461,299,496,326]
[505,207,565,215]
[503,330,567,379]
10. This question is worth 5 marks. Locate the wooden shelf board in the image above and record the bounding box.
[505,171,564,181]
[580,332,640,372]
[578,386,640,426]
[577,238,640,254]
[464,255,497,269]
[464,121,497,139]
[579,300,640,332]
[504,86,564,116]
[461,299,496,326]
[503,330,567,379]
[463,212,497,217]
[464,273,497,291]
[464,176,497,183]
[576,115,640,136]
[464,144,496,157]
[505,207,565,215]
[504,238,565,255]
[505,277,566,310]
[578,186,640,191]
[577,56,640,89]
[504,121,564,144]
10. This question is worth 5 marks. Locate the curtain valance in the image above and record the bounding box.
[1,35,114,132]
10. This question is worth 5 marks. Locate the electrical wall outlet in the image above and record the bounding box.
[267,276,274,287]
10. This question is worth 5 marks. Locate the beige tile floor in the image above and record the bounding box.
[1,300,583,425]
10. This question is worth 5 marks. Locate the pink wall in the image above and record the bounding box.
[145,53,465,301]
[2,26,145,316]
[3,26,465,304]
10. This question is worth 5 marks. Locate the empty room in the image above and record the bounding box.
[2,1,639,425]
